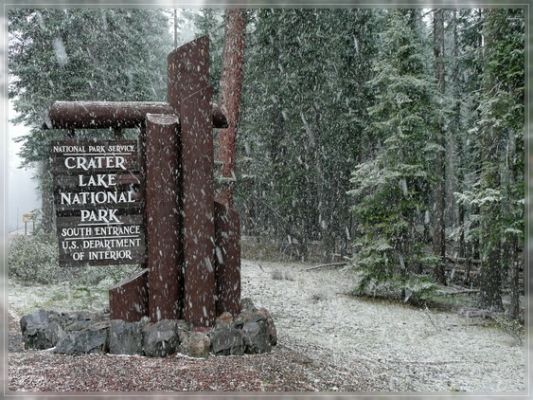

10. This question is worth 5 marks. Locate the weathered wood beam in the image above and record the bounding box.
[145,113,181,322]
[43,101,227,130]
[169,37,216,327]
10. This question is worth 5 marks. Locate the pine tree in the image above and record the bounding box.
[237,9,378,258]
[9,9,172,229]
[432,9,447,285]
[476,9,524,311]
[349,10,438,289]
[452,9,485,285]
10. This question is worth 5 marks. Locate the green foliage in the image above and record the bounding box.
[193,8,225,94]
[8,232,140,286]
[349,10,437,282]
[353,270,438,305]
[9,8,172,231]
[8,233,60,284]
[9,9,172,165]
[235,9,380,258]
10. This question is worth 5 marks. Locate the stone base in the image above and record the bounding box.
[19,298,276,358]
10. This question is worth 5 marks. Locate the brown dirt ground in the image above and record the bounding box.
[7,310,369,393]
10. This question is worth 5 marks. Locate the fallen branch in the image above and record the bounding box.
[304,262,347,272]
[332,253,353,260]
[436,288,480,296]
[437,287,512,296]
[446,322,491,328]
[458,307,504,319]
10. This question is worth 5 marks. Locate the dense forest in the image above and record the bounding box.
[9,8,525,317]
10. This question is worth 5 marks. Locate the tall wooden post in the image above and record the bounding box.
[145,113,181,321]
[168,37,216,327]
[214,201,241,316]
[48,37,233,326]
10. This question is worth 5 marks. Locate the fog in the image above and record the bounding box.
[7,101,40,233]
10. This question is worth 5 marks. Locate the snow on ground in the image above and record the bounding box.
[7,260,527,393]
[241,259,527,393]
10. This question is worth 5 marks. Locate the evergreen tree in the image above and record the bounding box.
[452,9,484,284]
[188,8,225,94]
[237,8,378,258]
[9,8,172,229]
[349,10,437,288]
[432,9,447,285]
[476,9,524,310]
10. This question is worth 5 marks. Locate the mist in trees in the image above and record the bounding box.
[229,8,523,313]
[9,9,172,229]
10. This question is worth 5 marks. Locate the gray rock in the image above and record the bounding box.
[240,297,257,312]
[233,309,265,329]
[142,319,179,357]
[54,321,109,354]
[60,311,106,325]
[20,309,65,349]
[176,319,192,334]
[257,307,277,346]
[64,319,94,331]
[179,331,211,358]
[209,327,245,356]
[109,319,144,355]
[176,320,192,345]
[215,311,234,328]
[242,320,271,354]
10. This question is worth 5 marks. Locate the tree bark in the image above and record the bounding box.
[452,11,466,261]
[433,9,447,285]
[478,9,503,311]
[218,9,246,207]
[508,236,520,319]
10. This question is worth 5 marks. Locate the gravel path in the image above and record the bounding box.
[241,260,527,393]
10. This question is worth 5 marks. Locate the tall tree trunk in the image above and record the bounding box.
[433,9,447,285]
[509,236,520,319]
[452,11,466,261]
[479,149,503,310]
[218,8,246,208]
[478,9,503,311]
[505,126,521,319]
[465,9,484,287]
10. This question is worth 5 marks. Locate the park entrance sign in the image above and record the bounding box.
[51,140,144,266]
[46,37,241,329]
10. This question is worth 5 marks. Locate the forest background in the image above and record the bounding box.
[7,7,525,318]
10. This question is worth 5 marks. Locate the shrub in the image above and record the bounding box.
[8,233,139,286]
[8,233,60,284]
[353,269,437,306]
[270,269,295,281]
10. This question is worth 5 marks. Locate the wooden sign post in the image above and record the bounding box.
[46,37,242,328]
[51,140,144,266]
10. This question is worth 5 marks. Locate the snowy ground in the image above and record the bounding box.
[6,259,528,393]
[241,260,528,393]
